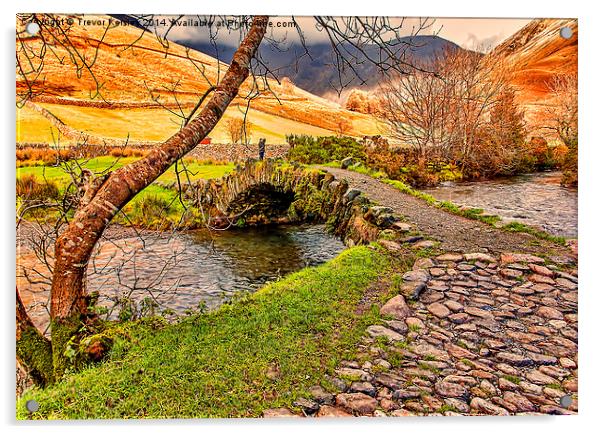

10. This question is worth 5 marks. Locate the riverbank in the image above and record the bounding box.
[420,171,577,238]
[18,245,399,419]
[319,166,576,258]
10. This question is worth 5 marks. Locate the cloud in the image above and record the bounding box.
[142,15,531,53]
[463,32,505,51]
[148,15,438,47]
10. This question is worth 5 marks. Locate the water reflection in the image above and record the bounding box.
[17,224,345,331]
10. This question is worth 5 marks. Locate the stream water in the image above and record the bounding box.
[419,171,577,238]
[17,224,345,331]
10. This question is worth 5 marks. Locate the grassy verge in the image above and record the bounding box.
[335,163,567,246]
[501,222,566,245]
[18,245,393,419]
[16,157,234,228]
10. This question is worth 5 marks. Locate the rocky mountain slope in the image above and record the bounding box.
[183,35,461,98]
[485,18,577,122]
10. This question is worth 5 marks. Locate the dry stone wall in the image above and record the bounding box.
[187,144,290,162]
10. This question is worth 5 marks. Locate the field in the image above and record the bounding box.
[17,102,358,145]
[17,157,234,227]
[17,156,233,185]
[16,14,383,146]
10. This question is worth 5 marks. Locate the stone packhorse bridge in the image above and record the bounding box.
[182,159,412,245]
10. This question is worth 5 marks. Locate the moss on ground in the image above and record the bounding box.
[18,245,393,419]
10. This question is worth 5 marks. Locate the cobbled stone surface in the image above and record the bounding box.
[304,252,578,417]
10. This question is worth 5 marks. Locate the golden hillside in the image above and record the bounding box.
[486,18,577,124]
[16,15,382,145]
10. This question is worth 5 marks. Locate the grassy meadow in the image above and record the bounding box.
[16,156,234,228]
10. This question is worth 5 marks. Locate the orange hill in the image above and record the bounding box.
[16,14,382,145]
[486,18,577,124]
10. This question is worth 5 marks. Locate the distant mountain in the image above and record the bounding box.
[176,35,461,97]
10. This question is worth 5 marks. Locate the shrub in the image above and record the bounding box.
[132,194,172,228]
[16,147,74,165]
[560,138,578,186]
[225,118,253,144]
[365,146,462,187]
[108,147,148,158]
[17,145,150,166]
[523,136,563,171]
[16,174,60,201]
[286,135,366,164]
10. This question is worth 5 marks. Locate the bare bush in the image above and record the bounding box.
[225,118,254,144]
[378,47,529,179]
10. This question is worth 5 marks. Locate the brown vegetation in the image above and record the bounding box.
[108,147,148,158]
[225,118,254,144]
[542,73,578,185]
[16,145,150,166]
[344,89,381,115]
[16,148,74,166]
[376,47,557,183]
[16,14,383,144]
[16,174,60,201]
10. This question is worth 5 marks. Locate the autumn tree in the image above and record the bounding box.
[379,55,452,159]
[475,88,530,176]
[378,47,514,177]
[226,118,253,144]
[487,88,526,147]
[345,89,382,115]
[545,73,578,185]
[16,14,434,385]
[335,118,352,137]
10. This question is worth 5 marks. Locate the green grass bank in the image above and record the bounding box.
[18,245,396,419]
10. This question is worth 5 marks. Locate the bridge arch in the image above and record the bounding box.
[184,159,404,245]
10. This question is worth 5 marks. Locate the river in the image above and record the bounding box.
[17,224,345,331]
[419,171,577,238]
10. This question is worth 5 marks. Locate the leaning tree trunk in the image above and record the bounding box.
[17,16,269,382]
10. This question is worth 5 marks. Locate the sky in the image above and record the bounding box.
[433,18,532,50]
[153,16,533,52]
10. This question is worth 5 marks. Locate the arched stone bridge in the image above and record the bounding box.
[183,159,410,245]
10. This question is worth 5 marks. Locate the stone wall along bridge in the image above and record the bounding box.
[183,159,413,245]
